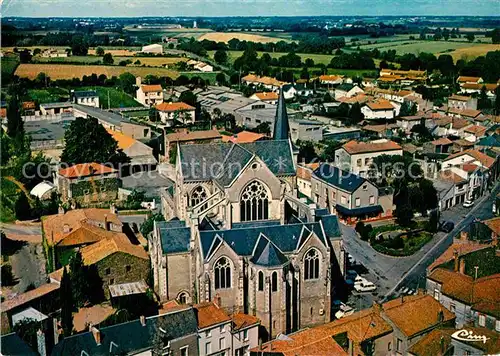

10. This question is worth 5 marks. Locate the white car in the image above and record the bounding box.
[354,275,366,284]
[463,200,474,208]
[354,281,377,293]
[335,303,354,319]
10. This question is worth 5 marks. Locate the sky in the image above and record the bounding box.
[2,0,499,18]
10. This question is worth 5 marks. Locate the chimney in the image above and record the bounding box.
[91,326,101,345]
[459,258,466,274]
[214,293,221,308]
[140,315,146,327]
[89,165,95,176]
[437,310,444,323]
[460,231,468,241]
[110,203,116,215]
[104,214,109,231]
[63,224,70,234]
[453,250,459,272]
[37,329,47,356]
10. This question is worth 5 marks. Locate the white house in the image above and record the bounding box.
[71,90,100,108]
[156,102,196,126]
[361,100,396,120]
[136,83,164,106]
[250,92,279,104]
[141,43,163,54]
[334,84,364,100]
[319,74,345,85]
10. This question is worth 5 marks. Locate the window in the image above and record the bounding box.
[450,303,456,313]
[479,314,486,327]
[433,289,440,300]
[341,195,347,204]
[369,196,375,205]
[180,346,189,356]
[109,278,114,285]
[205,342,211,354]
[357,158,362,167]
[363,184,367,190]
[304,249,320,280]
[190,186,208,209]
[258,271,264,291]
[125,265,131,272]
[243,329,248,341]
[214,257,231,289]
[219,337,226,349]
[220,325,225,333]
[355,198,361,207]
[240,181,269,221]
[205,329,212,338]
[105,268,111,275]
[365,158,370,165]
[495,320,500,332]
[396,338,402,352]
[271,272,278,292]
[179,292,187,304]
[388,342,392,351]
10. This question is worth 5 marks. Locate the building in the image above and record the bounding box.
[163,129,222,162]
[106,129,157,172]
[334,84,364,100]
[311,163,384,223]
[289,119,324,142]
[361,99,396,120]
[155,102,196,126]
[194,301,260,356]
[250,92,279,104]
[39,102,73,115]
[460,83,498,96]
[396,115,427,133]
[136,83,164,106]
[296,163,319,199]
[141,43,164,54]
[52,308,199,356]
[456,76,483,86]
[447,94,477,111]
[221,130,266,144]
[71,90,100,108]
[40,48,68,58]
[334,139,403,176]
[150,90,345,338]
[241,74,286,91]
[319,74,344,85]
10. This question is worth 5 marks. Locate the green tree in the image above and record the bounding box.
[141,213,165,237]
[102,53,114,65]
[71,35,88,56]
[477,86,491,110]
[6,94,23,138]
[427,210,439,233]
[96,47,105,56]
[297,140,317,163]
[304,58,315,67]
[119,72,136,94]
[149,107,159,122]
[60,267,74,337]
[13,318,39,350]
[254,122,271,135]
[394,186,413,227]
[491,28,500,44]
[15,193,31,221]
[347,102,364,126]
[61,117,130,166]
[320,140,341,162]
[419,179,438,213]
[69,251,90,307]
[399,101,417,117]
[494,87,500,115]
[215,73,226,85]
[179,90,197,107]
[214,49,228,64]
[465,33,475,42]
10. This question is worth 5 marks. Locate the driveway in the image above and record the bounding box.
[342,183,499,309]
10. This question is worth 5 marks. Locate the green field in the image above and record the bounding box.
[26,88,70,104]
[1,57,20,85]
[357,40,489,55]
[79,86,141,109]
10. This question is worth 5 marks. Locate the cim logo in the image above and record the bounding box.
[451,329,490,344]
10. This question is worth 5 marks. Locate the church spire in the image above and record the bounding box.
[273,86,290,140]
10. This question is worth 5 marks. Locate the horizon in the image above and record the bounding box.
[2,0,500,18]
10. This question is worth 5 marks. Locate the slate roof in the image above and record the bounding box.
[74,90,98,98]
[179,140,295,182]
[51,308,198,356]
[273,88,290,140]
[477,134,500,147]
[156,220,191,254]
[313,163,368,193]
[1,333,37,356]
[251,235,289,267]
[215,144,254,187]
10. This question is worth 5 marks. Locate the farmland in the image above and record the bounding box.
[26,88,70,103]
[199,32,291,44]
[33,55,188,67]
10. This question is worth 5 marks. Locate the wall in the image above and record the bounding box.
[166,252,193,303]
[198,321,232,356]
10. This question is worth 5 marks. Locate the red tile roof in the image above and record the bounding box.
[1,283,60,312]
[232,313,260,331]
[439,170,467,184]
[141,84,162,93]
[431,138,453,146]
[342,139,402,154]
[408,328,454,356]
[366,99,394,111]
[457,76,482,83]
[443,149,495,169]
[156,102,195,112]
[221,130,265,144]
[194,302,231,329]
[483,217,500,235]
[427,243,491,273]
[461,83,498,91]
[253,92,279,101]
[58,163,116,179]
[165,129,221,143]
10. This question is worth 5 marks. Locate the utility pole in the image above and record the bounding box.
[107,90,110,109]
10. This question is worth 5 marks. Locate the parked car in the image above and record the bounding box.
[346,270,357,278]
[354,275,366,284]
[354,281,377,293]
[335,303,354,319]
[440,221,455,233]
[463,200,474,208]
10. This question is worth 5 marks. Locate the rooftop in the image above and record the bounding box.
[194,301,231,330]
[221,130,265,144]
[156,101,195,112]
[58,162,117,179]
[165,129,221,143]
[253,91,279,101]
[443,149,495,169]
[140,84,162,93]
[1,283,60,312]
[109,280,149,298]
[313,163,368,193]
[342,139,402,154]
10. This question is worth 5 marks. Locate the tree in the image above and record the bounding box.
[149,107,159,122]
[465,33,475,43]
[118,72,136,94]
[346,102,364,126]
[427,210,439,233]
[477,86,491,110]
[214,49,228,64]
[297,140,317,163]
[304,58,315,67]
[419,179,438,213]
[399,101,417,117]
[69,251,90,307]
[15,193,31,221]
[19,49,32,63]
[141,213,165,237]
[71,35,88,56]
[96,47,105,56]
[102,53,114,65]
[495,87,500,115]
[254,122,271,135]
[13,319,39,350]
[179,90,197,107]
[394,186,413,227]
[61,117,130,167]
[216,73,226,85]
[6,94,23,138]
[60,267,74,337]
[491,28,500,44]
[320,140,341,162]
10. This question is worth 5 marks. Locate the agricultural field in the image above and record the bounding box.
[447,44,500,61]
[79,86,140,108]
[199,32,291,44]
[88,48,138,56]
[33,55,187,67]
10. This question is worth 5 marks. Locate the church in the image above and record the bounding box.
[149,90,346,338]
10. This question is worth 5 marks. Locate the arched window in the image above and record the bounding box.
[190,186,208,209]
[271,271,278,292]
[178,292,188,304]
[240,181,269,221]
[304,249,320,280]
[214,257,231,289]
[258,271,264,291]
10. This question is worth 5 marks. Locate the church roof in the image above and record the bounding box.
[156,220,191,254]
[179,140,295,183]
[273,88,290,140]
[251,235,288,267]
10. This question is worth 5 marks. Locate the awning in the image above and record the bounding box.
[335,204,383,216]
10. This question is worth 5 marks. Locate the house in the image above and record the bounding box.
[293,83,315,97]
[241,74,286,91]
[141,43,163,54]
[319,74,344,85]
[323,126,361,141]
[334,139,403,176]
[460,83,498,96]
[164,129,222,162]
[22,101,36,115]
[136,83,163,106]
[447,107,482,121]
[361,99,395,119]
[106,129,157,172]
[221,130,266,144]
[450,326,500,355]
[334,84,364,100]
[447,94,477,111]
[396,115,427,133]
[296,163,320,199]
[289,119,324,142]
[249,91,279,104]
[194,300,260,356]
[336,93,371,106]
[155,102,196,126]
[361,123,398,138]
[442,149,495,172]
[431,116,472,137]
[424,137,453,154]
[456,76,483,86]
[40,48,68,58]
[380,69,427,83]
[281,84,297,99]
[311,163,384,223]
[452,138,475,153]
[52,308,199,356]
[49,232,149,299]
[55,163,120,205]
[194,62,214,72]
[71,90,100,108]
[39,102,73,116]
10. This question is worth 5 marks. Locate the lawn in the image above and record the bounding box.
[79,86,141,109]
[26,88,70,104]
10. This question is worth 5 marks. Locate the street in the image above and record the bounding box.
[342,183,499,310]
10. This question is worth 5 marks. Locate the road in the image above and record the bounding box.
[342,184,498,310]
